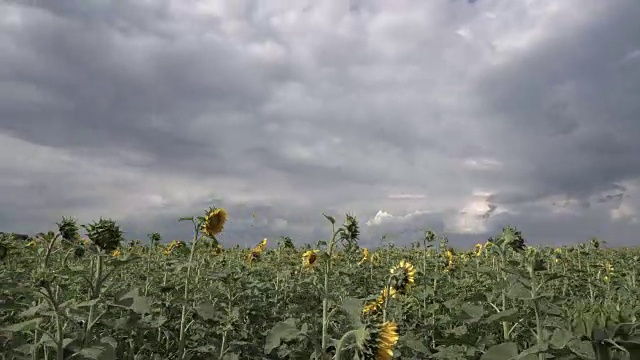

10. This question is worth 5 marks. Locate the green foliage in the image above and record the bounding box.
[2,218,640,360]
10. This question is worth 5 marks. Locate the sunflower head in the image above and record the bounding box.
[363,287,397,317]
[357,321,399,360]
[473,243,483,256]
[302,250,319,268]
[256,238,267,252]
[163,240,187,256]
[111,248,122,257]
[246,250,260,263]
[201,208,227,237]
[389,260,416,293]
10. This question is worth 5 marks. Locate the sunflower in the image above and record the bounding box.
[473,243,483,256]
[357,321,399,360]
[362,287,397,316]
[389,260,415,293]
[201,208,227,237]
[256,238,267,253]
[302,250,319,269]
[358,248,370,265]
[246,250,260,263]
[163,240,186,256]
[445,249,455,272]
[111,248,122,257]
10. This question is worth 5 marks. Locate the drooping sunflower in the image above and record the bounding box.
[302,250,319,269]
[389,260,416,293]
[356,321,399,360]
[201,208,227,237]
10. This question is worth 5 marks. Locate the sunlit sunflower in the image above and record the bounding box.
[473,243,483,257]
[25,240,37,248]
[445,249,455,272]
[201,208,227,237]
[302,250,319,269]
[111,248,122,257]
[163,240,186,256]
[358,248,370,265]
[362,287,397,316]
[389,260,415,293]
[256,238,267,253]
[356,321,399,360]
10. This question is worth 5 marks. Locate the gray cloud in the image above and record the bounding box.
[1,0,639,248]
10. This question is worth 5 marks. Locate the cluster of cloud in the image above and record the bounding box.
[1,0,639,247]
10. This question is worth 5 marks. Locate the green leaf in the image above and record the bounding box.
[399,333,430,354]
[114,288,151,314]
[2,318,42,332]
[19,302,46,318]
[506,282,531,300]
[264,318,302,354]
[480,342,519,360]
[567,339,595,358]
[196,302,218,321]
[446,325,468,336]
[341,297,363,327]
[485,308,520,323]
[550,328,573,349]
[461,303,485,319]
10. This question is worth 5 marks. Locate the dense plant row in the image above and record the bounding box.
[1,209,640,360]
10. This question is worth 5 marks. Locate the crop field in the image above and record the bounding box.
[1,209,640,360]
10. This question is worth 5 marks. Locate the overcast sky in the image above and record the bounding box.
[1,0,639,248]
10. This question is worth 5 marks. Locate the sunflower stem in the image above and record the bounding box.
[321,226,341,356]
[177,219,200,359]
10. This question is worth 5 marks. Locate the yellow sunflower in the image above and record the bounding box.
[389,260,416,293]
[362,287,397,316]
[357,321,399,360]
[473,243,483,256]
[163,240,186,256]
[302,250,319,268]
[256,238,267,253]
[358,248,370,265]
[201,208,227,237]
[445,249,455,272]
[111,248,122,257]
[246,250,260,264]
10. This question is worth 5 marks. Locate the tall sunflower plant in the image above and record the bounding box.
[175,205,227,359]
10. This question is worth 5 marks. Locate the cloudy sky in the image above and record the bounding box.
[1,0,639,248]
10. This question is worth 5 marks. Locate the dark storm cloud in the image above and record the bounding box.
[1,0,639,247]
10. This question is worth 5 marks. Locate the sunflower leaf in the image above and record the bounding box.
[264,318,302,354]
[340,297,363,327]
[480,342,519,360]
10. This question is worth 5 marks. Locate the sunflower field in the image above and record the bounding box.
[1,209,640,360]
